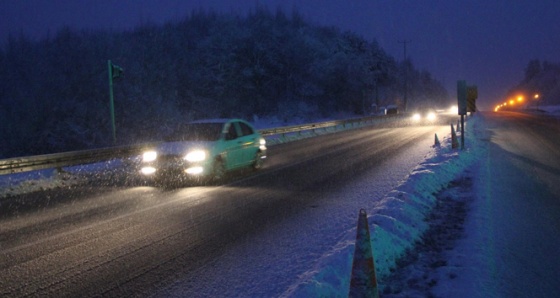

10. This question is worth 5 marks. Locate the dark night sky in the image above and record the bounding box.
[2,0,560,110]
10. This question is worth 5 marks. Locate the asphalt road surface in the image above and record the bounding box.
[0,118,455,297]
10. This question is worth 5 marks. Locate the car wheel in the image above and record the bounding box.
[253,151,264,170]
[212,159,226,182]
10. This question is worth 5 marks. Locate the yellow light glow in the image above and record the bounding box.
[534,94,540,99]
[517,96,523,102]
[509,100,515,105]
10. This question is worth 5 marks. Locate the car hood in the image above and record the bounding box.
[155,141,214,156]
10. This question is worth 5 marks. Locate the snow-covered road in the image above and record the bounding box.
[2,110,560,297]
[433,111,560,297]
[194,110,560,298]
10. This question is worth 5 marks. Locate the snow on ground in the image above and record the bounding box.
[0,113,393,199]
[280,116,484,297]
[2,108,560,297]
[524,104,560,116]
[0,159,127,199]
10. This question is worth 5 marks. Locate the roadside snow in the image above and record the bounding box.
[0,169,81,199]
[0,159,127,199]
[282,107,560,297]
[0,115,395,198]
[3,109,559,297]
[282,115,484,297]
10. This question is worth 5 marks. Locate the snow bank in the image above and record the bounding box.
[538,105,560,115]
[283,115,485,297]
[0,169,80,198]
[525,105,560,116]
[0,114,487,297]
[0,159,127,199]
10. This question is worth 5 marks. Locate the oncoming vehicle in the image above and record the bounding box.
[411,108,438,123]
[140,119,267,183]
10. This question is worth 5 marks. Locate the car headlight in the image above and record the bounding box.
[259,138,267,150]
[142,151,157,162]
[141,166,156,175]
[412,113,421,121]
[185,150,206,162]
[426,112,436,121]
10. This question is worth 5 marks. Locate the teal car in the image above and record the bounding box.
[140,119,266,183]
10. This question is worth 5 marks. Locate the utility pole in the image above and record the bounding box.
[398,40,411,112]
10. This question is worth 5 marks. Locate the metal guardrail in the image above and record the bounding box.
[0,144,155,175]
[0,113,405,175]
[258,113,402,136]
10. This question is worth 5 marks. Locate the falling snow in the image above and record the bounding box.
[1,107,560,297]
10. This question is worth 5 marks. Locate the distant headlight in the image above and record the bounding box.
[142,151,157,162]
[185,150,206,162]
[259,138,267,150]
[412,113,421,121]
[427,112,437,121]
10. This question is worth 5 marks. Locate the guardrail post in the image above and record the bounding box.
[349,209,379,298]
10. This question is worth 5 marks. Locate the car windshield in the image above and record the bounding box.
[165,123,223,142]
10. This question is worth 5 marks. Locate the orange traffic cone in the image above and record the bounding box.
[349,209,379,298]
[451,124,459,149]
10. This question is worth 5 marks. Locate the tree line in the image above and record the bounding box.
[0,8,449,158]
[509,59,560,106]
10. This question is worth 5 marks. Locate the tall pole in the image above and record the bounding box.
[461,114,465,150]
[399,40,411,112]
[108,60,116,144]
